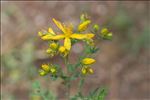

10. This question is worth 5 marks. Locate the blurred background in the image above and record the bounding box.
[1,1,149,100]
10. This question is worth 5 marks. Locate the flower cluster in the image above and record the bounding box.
[99,28,113,40]
[39,64,57,76]
[37,14,113,99]
[39,18,94,51]
[38,16,97,76]
[81,58,95,75]
[38,14,112,77]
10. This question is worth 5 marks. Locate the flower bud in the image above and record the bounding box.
[82,58,95,65]
[93,24,99,31]
[78,20,91,32]
[50,67,57,74]
[46,48,53,54]
[100,28,113,40]
[106,32,113,40]
[59,46,66,53]
[101,28,109,36]
[80,13,89,22]
[38,31,43,37]
[50,42,58,50]
[86,39,95,46]
[39,70,47,76]
[88,68,94,74]
[41,64,50,72]
[81,67,87,75]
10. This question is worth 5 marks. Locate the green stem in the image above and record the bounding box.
[66,79,71,100]
[64,55,71,100]
[78,76,85,98]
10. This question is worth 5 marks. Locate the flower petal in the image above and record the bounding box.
[52,18,66,33]
[78,20,91,32]
[71,33,95,39]
[85,33,95,39]
[41,34,65,40]
[71,34,87,39]
[64,38,71,50]
[48,27,56,35]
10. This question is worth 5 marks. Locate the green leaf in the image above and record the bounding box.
[32,81,41,89]
[79,78,85,89]
[71,39,79,44]
[70,72,80,81]
[98,88,107,100]
[50,75,58,81]
[90,47,99,54]
[46,91,57,100]
[67,64,75,73]
[88,87,107,100]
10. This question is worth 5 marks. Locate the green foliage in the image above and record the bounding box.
[31,81,107,100]
[31,81,57,100]
[70,88,107,100]
[36,14,112,100]
[89,88,107,100]
[85,45,99,54]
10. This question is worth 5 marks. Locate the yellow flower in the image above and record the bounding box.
[82,58,96,65]
[81,66,94,75]
[39,64,57,76]
[78,20,91,32]
[59,46,68,57]
[41,64,50,72]
[41,18,95,51]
